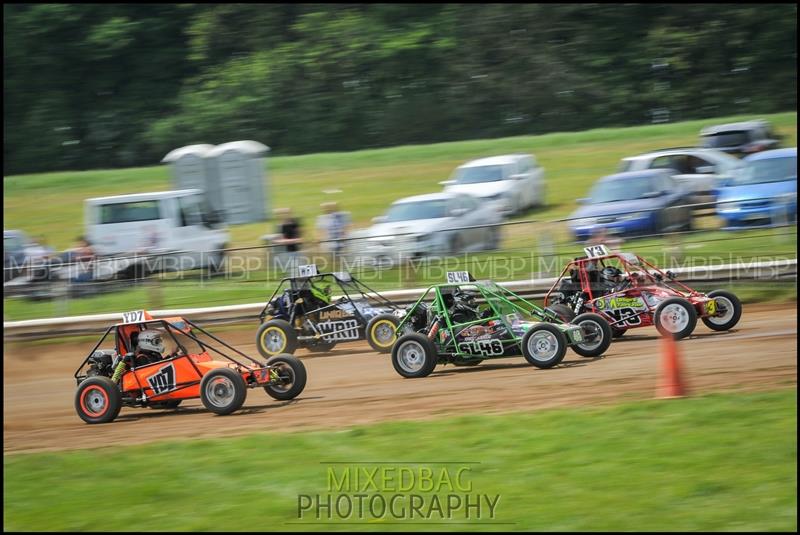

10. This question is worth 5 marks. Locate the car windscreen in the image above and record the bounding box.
[702,131,749,148]
[589,176,657,203]
[732,156,797,186]
[454,165,506,184]
[384,200,448,222]
[99,200,162,224]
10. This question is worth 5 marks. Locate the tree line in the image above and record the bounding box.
[3,3,797,175]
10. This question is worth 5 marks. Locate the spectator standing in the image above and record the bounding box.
[316,201,351,269]
[272,208,303,274]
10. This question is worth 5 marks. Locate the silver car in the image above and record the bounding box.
[618,148,743,201]
[440,154,546,215]
[350,192,503,267]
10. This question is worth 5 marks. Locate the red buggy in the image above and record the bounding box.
[544,245,743,339]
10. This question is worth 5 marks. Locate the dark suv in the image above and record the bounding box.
[699,120,782,158]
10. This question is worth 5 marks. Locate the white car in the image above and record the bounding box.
[618,148,744,200]
[85,189,229,272]
[440,154,546,215]
[350,192,503,266]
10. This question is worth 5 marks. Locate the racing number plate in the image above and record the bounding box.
[705,299,717,315]
[584,244,609,258]
[122,310,146,324]
[446,271,471,284]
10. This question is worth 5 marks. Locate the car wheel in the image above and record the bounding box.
[392,333,438,378]
[264,354,307,400]
[701,290,742,332]
[75,376,122,424]
[256,319,298,358]
[544,303,575,323]
[366,314,399,353]
[521,324,567,369]
[654,298,697,339]
[571,313,612,358]
[200,368,247,415]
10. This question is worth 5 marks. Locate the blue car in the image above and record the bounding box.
[715,148,797,229]
[568,169,692,242]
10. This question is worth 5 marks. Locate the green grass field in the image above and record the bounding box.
[4,112,797,250]
[4,112,796,320]
[4,389,796,531]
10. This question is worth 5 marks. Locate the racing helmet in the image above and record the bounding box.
[601,266,623,285]
[309,281,332,304]
[137,329,166,354]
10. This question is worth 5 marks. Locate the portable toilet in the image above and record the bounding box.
[207,140,270,224]
[161,144,221,213]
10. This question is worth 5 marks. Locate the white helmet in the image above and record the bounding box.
[137,329,165,354]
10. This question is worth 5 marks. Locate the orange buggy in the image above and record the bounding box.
[74,310,306,424]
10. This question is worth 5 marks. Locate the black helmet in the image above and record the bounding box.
[601,266,622,284]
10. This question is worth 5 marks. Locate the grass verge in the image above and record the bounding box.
[4,389,796,531]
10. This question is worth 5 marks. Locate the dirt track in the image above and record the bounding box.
[4,304,797,454]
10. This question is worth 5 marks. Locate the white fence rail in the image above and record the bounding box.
[3,258,796,340]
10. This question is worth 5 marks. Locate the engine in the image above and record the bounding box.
[86,350,117,378]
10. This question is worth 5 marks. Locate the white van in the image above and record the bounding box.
[84,189,229,272]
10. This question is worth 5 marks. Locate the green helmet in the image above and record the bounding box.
[310,281,332,303]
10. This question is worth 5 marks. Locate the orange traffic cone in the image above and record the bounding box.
[657,333,688,399]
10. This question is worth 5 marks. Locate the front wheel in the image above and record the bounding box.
[264,355,307,400]
[654,298,697,339]
[392,333,438,378]
[200,368,247,415]
[366,314,399,353]
[256,319,298,358]
[571,313,612,358]
[522,324,567,369]
[75,376,122,424]
[701,290,742,331]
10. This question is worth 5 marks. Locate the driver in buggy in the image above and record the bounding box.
[442,287,488,324]
[130,329,174,367]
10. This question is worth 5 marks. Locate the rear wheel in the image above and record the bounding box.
[256,319,298,358]
[366,314,399,353]
[654,298,697,339]
[200,368,247,415]
[75,376,122,424]
[522,324,567,369]
[264,355,307,400]
[545,303,575,323]
[392,333,438,378]
[701,290,742,331]
[571,313,612,358]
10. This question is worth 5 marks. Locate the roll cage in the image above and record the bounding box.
[258,272,399,325]
[396,281,565,358]
[544,251,701,305]
[74,317,266,387]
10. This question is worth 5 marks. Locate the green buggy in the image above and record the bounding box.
[391,272,612,378]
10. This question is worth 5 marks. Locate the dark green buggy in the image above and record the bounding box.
[391,276,612,378]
